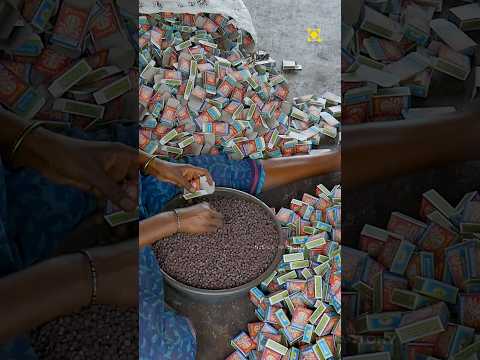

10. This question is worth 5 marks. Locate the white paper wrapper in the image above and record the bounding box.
[139,0,257,45]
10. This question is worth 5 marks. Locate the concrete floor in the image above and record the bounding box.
[165,3,341,358]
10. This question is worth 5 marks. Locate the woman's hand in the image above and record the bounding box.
[176,202,224,234]
[140,203,223,247]
[14,130,138,211]
[147,158,214,192]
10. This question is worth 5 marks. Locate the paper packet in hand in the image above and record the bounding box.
[183,176,215,200]
[104,202,139,227]
[104,180,139,227]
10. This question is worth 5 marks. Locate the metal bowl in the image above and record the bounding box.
[161,187,284,303]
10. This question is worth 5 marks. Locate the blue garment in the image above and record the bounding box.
[139,154,265,359]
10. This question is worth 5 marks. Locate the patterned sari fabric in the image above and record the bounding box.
[139,154,265,359]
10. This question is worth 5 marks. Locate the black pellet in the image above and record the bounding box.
[31,305,138,359]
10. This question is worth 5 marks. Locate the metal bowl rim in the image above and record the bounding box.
[160,187,284,297]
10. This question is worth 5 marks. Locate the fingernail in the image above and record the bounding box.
[121,198,136,211]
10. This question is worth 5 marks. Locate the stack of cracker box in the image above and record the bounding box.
[342,1,480,124]
[226,184,342,360]
[0,0,137,128]
[138,13,341,160]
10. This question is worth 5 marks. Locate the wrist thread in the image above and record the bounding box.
[172,209,181,233]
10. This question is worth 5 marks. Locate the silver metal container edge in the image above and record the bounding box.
[162,187,284,303]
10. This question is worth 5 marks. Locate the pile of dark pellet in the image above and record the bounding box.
[154,196,280,290]
[31,305,138,360]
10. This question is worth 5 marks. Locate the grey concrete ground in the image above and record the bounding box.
[165,1,341,359]
[244,0,341,97]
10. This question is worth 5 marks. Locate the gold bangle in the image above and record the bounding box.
[10,121,46,161]
[142,154,159,175]
[9,120,64,163]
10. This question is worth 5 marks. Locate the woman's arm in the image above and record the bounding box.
[139,149,151,168]
[1,110,138,210]
[342,110,480,188]
[261,147,340,191]
[0,253,91,344]
[0,110,78,172]
[140,211,178,248]
[139,203,223,248]
[138,148,341,248]
[0,241,137,344]
[140,151,213,192]
[0,109,33,158]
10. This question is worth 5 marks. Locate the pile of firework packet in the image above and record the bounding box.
[226,184,341,360]
[343,189,480,359]
[138,12,341,160]
[342,0,480,124]
[0,0,138,128]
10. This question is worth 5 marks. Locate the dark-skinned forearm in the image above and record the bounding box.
[0,109,71,170]
[261,148,340,191]
[139,149,172,178]
[0,110,30,157]
[0,253,90,343]
[139,149,151,167]
[139,211,178,248]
